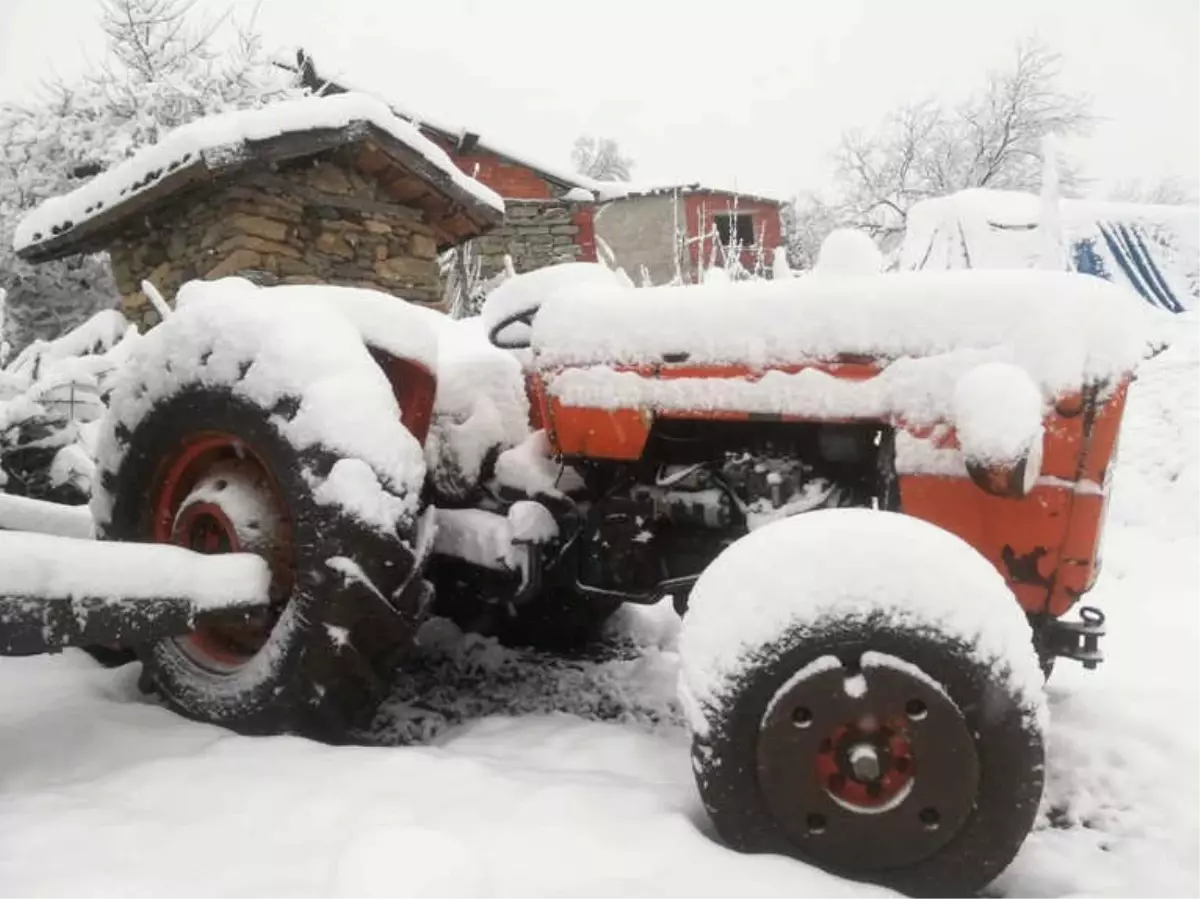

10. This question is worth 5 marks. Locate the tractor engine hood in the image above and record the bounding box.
[529,267,1153,392]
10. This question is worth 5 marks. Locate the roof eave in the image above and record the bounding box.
[17,120,501,264]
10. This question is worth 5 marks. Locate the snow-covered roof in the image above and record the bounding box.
[15,93,505,263]
[584,180,783,206]
[899,188,1199,313]
[282,52,598,194]
[286,51,782,206]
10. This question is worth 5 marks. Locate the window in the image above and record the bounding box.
[713,211,757,247]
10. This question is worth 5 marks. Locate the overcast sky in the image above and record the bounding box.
[1,0,1196,201]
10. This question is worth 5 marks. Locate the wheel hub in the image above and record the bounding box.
[815,713,915,813]
[847,742,881,782]
[174,504,238,554]
[159,452,289,672]
[756,653,979,873]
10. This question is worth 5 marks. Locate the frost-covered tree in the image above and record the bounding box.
[1109,176,1199,206]
[99,0,226,83]
[0,0,304,352]
[782,191,844,272]
[0,87,122,353]
[799,37,1094,253]
[571,135,635,182]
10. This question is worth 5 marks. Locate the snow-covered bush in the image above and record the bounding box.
[680,195,771,284]
[0,0,306,352]
[0,303,138,503]
[441,246,514,319]
[813,228,883,275]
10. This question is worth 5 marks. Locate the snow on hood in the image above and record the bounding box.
[530,268,1155,398]
[481,262,628,347]
[14,92,504,253]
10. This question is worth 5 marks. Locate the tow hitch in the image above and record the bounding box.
[1040,606,1107,669]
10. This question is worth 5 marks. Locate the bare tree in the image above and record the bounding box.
[782,191,845,272]
[0,0,302,352]
[831,37,1094,247]
[1109,176,1199,206]
[99,0,226,82]
[571,135,634,181]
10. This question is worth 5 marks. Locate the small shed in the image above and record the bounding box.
[15,94,505,327]
[590,184,784,285]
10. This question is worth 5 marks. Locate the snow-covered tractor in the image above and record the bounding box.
[0,261,1149,897]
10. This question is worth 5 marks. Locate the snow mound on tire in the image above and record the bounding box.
[92,285,427,534]
[678,508,1046,730]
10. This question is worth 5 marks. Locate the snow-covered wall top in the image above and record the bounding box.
[899,188,1199,314]
[14,93,504,256]
[529,266,1155,399]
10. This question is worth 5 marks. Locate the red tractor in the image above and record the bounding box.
[0,262,1149,896]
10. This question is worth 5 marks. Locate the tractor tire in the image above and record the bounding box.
[679,508,1046,898]
[97,386,429,740]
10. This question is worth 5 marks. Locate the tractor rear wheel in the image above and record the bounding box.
[679,508,1047,897]
[97,386,429,740]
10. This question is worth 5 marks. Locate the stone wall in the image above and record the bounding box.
[109,150,443,329]
[472,199,595,279]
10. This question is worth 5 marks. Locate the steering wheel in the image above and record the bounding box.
[488,306,538,350]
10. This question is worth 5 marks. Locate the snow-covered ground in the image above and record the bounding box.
[0,320,1195,897]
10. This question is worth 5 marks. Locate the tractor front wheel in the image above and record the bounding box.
[679,508,1047,897]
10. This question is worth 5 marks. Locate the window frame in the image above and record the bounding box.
[713,211,758,247]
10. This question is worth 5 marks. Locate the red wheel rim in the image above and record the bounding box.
[150,432,293,671]
[813,715,916,812]
[756,654,979,873]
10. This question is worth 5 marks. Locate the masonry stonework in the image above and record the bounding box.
[108,151,443,329]
[473,199,595,278]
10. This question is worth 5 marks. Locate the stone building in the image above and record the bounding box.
[15,94,503,327]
